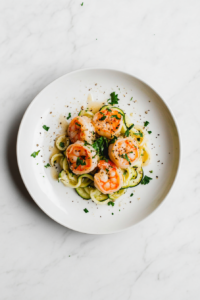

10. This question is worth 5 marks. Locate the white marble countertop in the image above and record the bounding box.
[1,0,200,299]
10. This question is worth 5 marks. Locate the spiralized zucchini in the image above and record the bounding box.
[78,109,94,119]
[129,125,146,146]
[108,189,127,201]
[122,167,136,189]
[50,153,64,166]
[59,157,69,171]
[59,171,94,188]
[90,188,109,204]
[139,144,150,166]
[56,135,70,150]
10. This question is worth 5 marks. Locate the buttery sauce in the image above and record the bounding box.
[87,93,104,113]
[58,114,68,135]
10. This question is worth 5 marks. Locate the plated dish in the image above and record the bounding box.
[17,69,181,234]
[50,92,152,205]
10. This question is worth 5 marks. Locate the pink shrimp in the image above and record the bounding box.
[94,160,123,194]
[93,108,123,139]
[66,141,97,175]
[68,116,95,144]
[108,137,139,169]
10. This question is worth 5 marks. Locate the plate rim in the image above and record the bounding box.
[16,67,182,234]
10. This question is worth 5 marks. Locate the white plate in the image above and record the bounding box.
[17,69,181,234]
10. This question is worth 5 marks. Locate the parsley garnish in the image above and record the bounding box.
[44,163,51,168]
[81,2,84,6]
[75,122,81,127]
[31,150,40,158]
[76,157,86,167]
[144,121,149,127]
[106,107,112,112]
[83,208,89,213]
[67,113,71,120]
[105,168,109,172]
[107,92,119,105]
[141,175,152,185]
[43,125,49,131]
[120,153,131,165]
[92,137,108,157]
[84,140,90,146]
[111,115,121,120]
[111,213,114,215]
[59,142,65,148]
[109,135,117,144]
[130,97,133,101]
[99,115,106,121]
[125,124,134,137]
[130,193,133,197]
[149,170,153,173]
[133,132,143,137]
[108,201,115,206]
[148,131,152,134]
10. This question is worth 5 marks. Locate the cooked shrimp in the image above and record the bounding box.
[108,137,139,169]
[68,116,95,144]
[93,108,123,139]
[66,141,97,175]
[94,160,123,194]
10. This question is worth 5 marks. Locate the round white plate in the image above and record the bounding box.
[17,69,181,234]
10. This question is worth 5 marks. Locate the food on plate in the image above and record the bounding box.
[49,92,152,205]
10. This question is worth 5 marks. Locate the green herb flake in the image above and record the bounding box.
[44,163,51,168]
[111,213,114,215]
[130,97,133,101]
[125,124,134,137]
[148,131,152,134]
[133,132,143,137]
[141,175,153,185]
[149,170,153,173]
[31,150,40,158]
[105,168,109,173]
[120,153,131,165]
[59,142,65,148]
[107,92,119,106]
[81,2,84,6]
[130,193,133,197]
[110,135,117,144]
[144,121,149,127]
[43,125,50,131]
[76,157,86,167]
[92,137,108,156]
[111,115,121,120]
[75,122,81,127]
[106,108,112,112]
[108,201,115,206]
[99,115,106,121]
[67,113,71,120]
[84,140,90,146]
[83,208,89,213]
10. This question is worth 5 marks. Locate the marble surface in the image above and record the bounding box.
[0,0,200,299]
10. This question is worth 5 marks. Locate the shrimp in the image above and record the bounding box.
[94,160,123,194]
[68,116,95,144]
[93,108,123,139]
[108,137,139,169]
[66,141,98,175]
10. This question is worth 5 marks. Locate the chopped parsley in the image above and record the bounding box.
[130,97,133,101]
[144,121,149,127]
[99,115,106,121]
[141,175,152,185]
[59,142,65,148]
[109,135,117,144]
[67,113,71,120]
[81,2,84,6]
[133,132,143,137]
[108,201,114,206]
[75,122,81,127]
[105,168,109,172]
[149,170,153,173]
[76,157,86,167]
[83,208,89,213]
[120,153,131,165]
[111,115,121,120]
[125,124,134,137]
[44,163,51,168]
[111,213,114,215]
[43,125,49,131]
[107,92,119,106]
[148,131,152,134]
[130,193,133,197]
[84,140,90,146]
[106,107,112,112]
[31,150,40,158]
[92,137,108,157]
